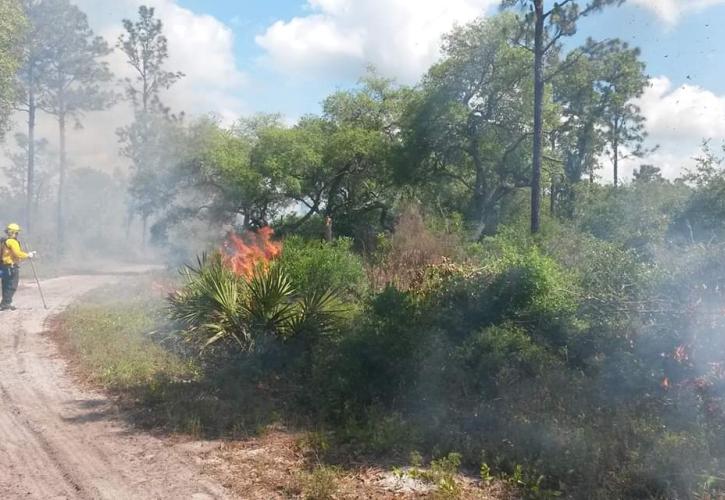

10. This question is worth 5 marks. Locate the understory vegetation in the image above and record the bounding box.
[59,190,725,498]
[22,1,725,498]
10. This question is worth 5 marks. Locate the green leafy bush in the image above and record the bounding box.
[308,224,724,498]
[575,182,688,257]
[161,214,725,499]
[277,236,367,297]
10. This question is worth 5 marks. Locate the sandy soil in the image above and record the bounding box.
[0,272,232,500]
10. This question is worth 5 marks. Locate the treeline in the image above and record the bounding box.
[0,1,181,259]
[0,0,673,256]
[141,12,653,252]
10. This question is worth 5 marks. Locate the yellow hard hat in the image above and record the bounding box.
[6,223,20,233]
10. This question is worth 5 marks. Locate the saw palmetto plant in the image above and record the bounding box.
[168,252,345,351]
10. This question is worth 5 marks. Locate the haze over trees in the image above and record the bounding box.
[117,5,184,247]
[2,1,725,498]
[12,0,113,240]
[1,2,180,254]
[0,0,25,138]
[34,0,113,252]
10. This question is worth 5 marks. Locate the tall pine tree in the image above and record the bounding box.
[117,5,183,247]
[501,0,624,233]
[34,0,113,253]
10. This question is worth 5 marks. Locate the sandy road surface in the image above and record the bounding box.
[0,272,232,500]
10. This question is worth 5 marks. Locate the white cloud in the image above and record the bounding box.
[630,0,725,25]
[256,0,497,83]
[639,77,725,142]
[616,76,725,180]
[78,0,246,119]
[259,15,365,77]
[3,0,248,177]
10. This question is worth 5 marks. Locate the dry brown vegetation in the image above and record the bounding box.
[366,205,462,291]
[197,428,512,499]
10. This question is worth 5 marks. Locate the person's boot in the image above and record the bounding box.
[0,304,15,311]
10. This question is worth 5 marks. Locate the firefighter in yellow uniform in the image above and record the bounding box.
[1,224,36,311]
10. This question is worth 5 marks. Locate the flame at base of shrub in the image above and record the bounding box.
[222,226,282,278]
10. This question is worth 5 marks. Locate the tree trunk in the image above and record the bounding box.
[26,86,36,234]
[531,0,545,234]
[324,216,333,242]
[549,133,556,217]
[57,110,67,255]
[613,120,619,187]
[34,178,43,214]
[550,175,556,216]
[142,214,148,249]
[142,74,149,114]
[126,210,133,241]
[469,134,490,238]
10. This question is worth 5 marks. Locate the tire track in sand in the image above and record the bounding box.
[0,272,232,500]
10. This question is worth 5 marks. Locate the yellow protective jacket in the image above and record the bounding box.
[1,238,29,266]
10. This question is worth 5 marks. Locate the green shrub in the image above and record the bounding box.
[299,465,340,500]
[316,227,725,498]
[489,246,578,326]
[335,410,422,456]
[159,213,725,499]
[455,323,557,395]
[574,182,688,257]
[278,236,367,297]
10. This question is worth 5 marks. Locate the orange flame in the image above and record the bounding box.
[222,226,282,279]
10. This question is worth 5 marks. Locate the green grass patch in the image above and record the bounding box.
[58,301,194,390]
[54,277,291,438]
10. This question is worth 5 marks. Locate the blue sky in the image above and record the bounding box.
[578,3,725,93]
[173,0,335,118]
[160,0,725,116]
[56,0,725,179]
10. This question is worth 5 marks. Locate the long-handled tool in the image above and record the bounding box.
[25,243,48,310]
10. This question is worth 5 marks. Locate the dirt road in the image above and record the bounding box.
[0,273,232,500]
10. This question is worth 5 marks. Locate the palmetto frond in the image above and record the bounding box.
[169,252,249,347]
[242,264,297,332]
[169,253,346,352]
[284,287,347,337]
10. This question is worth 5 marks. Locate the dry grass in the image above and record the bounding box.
[201,428,513,499]
[367,205,461,291]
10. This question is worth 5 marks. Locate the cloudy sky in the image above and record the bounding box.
[16,0,725,181]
